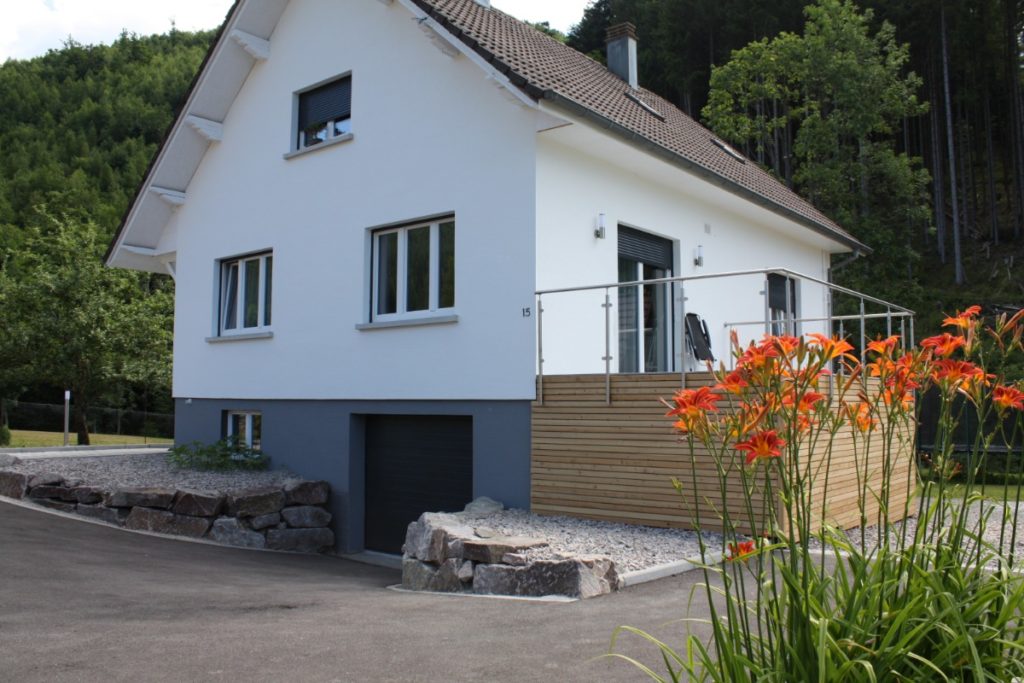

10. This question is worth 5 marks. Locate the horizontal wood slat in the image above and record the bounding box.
[532,373,915,536]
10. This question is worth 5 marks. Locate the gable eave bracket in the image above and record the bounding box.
[185,115,224,143]
[419,22,461,59]
[121,244,157,257]
[230,29,270,61]
[396,0,536,109]
[150,186,187,207]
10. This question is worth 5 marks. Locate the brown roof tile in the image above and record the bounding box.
[413,0,866,252]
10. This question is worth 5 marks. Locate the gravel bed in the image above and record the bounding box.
[2,453,297,493]
[808,500,1024,562]
[459,508,722,573]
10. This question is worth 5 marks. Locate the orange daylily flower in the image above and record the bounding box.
[889,357,922,389]
[769,335,802,357]
[921,333,966,358]
[882,388,914,409]
[726,540,757,562]
[666,387,720,418]
[794,413,816,434]
[782,389,825,413]
[666,386,719,434]
[866,336,900,356]
[738,341,779,370]
[736,429,786,466]
[931,359,987,385]
[847,402,876,433]
[806,333,856,361]
[868,357,896,379]
[942,305,982,330]
[931,360,991,401]
[729,402,769,440]
[993,385,1024,413]
[715,370,749,395]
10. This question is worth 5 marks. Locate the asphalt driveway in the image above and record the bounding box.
[0,500,713,682]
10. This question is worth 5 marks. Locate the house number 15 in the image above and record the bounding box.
[522,307,531,317]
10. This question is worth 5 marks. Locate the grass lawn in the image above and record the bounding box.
[919,481,1024,501]
[6,429,172,448]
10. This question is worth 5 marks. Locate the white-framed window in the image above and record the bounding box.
[371,217,455,321]
[219,251,273,335]
[297,75,352,149]
[226,411,262,450]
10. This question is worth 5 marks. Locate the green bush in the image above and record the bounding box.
[0,423,9,447]
[166,437,268,471]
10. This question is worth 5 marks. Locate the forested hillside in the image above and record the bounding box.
[0,29,213,249]
[569,0,1024,332]
[0,30,214,440]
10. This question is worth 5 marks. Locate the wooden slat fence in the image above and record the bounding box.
[531,373,915,535]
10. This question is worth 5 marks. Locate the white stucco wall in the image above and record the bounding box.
[169,0,538,400]
[534,128,835,376]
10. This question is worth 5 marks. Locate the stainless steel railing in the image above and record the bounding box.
[535,268,915,405]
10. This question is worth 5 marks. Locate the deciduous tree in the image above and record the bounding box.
[703,0,931,311]
[0,213,172,444]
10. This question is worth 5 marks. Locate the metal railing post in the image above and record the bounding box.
[886,306,892,338]
[859,298,867,364]
[838,320,846,376]
[537,294,544,405]
[827,287,834,340]
[784,275,793,335]
[909,316,916,349]
[602,288,612,405]
[679,281,687,388]
[763,274,771,336]
[900,317,906,347]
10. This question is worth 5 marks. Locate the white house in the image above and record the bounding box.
[107,0,870,555]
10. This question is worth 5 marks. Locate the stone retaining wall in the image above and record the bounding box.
[0,470,334,553]
[402,510,623,599]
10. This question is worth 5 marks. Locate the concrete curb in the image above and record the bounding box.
[386,584,577,603]
[620,552,724,587]
[339,550,404,570]
[385,553,718,602]
[0,444,169,455]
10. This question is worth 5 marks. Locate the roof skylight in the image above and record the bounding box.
[624,92,666,121]
[711,138,747,163]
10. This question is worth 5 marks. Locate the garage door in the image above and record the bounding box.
[364,415,473,554]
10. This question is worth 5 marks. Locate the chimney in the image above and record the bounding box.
[474,0,491,7]
[606,23,638,89]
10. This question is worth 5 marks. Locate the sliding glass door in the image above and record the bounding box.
[617,227,674,373]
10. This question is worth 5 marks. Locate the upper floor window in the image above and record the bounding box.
[297,75,352,149]
[372,218,455,321]
[220,251,273,334]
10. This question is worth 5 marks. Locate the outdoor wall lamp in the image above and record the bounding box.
[595,213,606,239]
[694,244,704,267]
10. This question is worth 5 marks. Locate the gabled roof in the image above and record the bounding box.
[412,0,867,253]
[106,0,866,268]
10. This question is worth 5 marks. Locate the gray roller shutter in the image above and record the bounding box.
[618,226,673,269]
[298,76,352,130]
